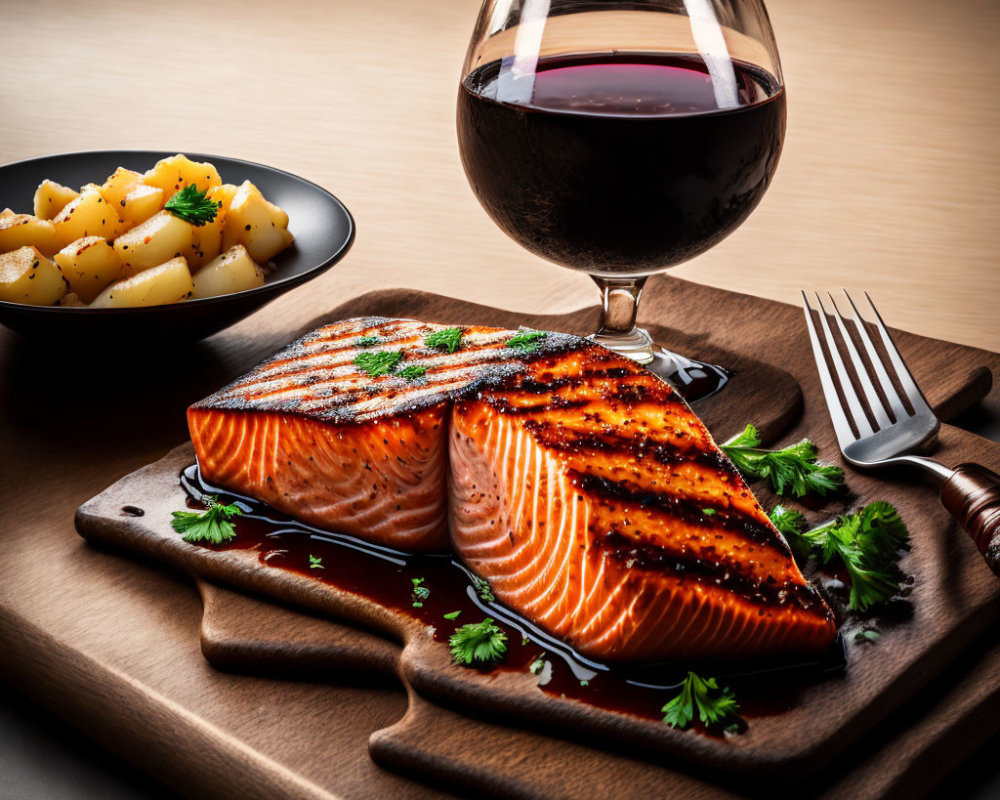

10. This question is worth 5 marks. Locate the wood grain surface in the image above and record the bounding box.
[1,0,998,798]
[74,284,1000,796]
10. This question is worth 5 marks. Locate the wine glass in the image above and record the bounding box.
[457,0,786,400]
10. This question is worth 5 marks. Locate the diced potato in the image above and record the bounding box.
[0,246,68,305]
[90,257,193,308]
[208,183,239,213]
[113,210,194,275]
[221,180,294,263]
[144,154,221,201]
[33,180,80,220]
[54,236,124,303]
[53,186,126,244]
[119,183,164,228]
[100,167,142,209]
[187,205,226,270]
[0,214,63,256]
[192,245,264,299]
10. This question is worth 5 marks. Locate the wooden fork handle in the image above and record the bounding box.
[941,463,1000,576]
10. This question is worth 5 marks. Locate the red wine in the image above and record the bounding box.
[457,52,786,275]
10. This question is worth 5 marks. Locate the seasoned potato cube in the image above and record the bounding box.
[208,183,239,213]
[91,257,193,308]
[113,210,194,275]
[0,246,68,305]
[0,214,63,256]
[144,154,221,201]
[119,183,164,228]
[192,245,264,299]
[221,181,294,263]
[33,180,80,220]
[100,167,142,209]
[188,206,226,271]
[53,187,126,244]
[54,236,124,303]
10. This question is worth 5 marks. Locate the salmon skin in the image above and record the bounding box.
[189,317,837,661]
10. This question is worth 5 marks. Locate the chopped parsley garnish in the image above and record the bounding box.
[794,501,910,612]
[701,508,716,516]
[164,184,221,226]
[424,327,463,353]
[662,672,740,730]
[399,365,427,381]
[529,656,545,674]
[472,575,495,602]
[449,618,508,665]
[770,505,807,537]
[411,577,430,608]
[506,329,547,353]
[722,424,845,498]
[855,628,880,643]
[171,495,242,544]
[356,335,379,347]
[443,610,462,621]
[579,680,589,687]
[354,350,403,377]
[309,554,324,569]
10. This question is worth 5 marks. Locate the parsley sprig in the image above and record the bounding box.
[424,327,464,353]
[449,618,508,665]
[662,672,740,730]
[506,330,547,353]
[354,350,403,376]
[411,577,430,608]
[472,575,495,602]
[171,495,242,544]
[722,424,845,498]
[164,184,221,226]
[798,501,909,612]
[771,501,909,612]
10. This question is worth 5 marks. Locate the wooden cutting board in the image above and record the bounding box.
[195,581,1000,800]
[75,280,1000,796]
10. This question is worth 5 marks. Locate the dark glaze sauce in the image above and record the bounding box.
[181,464,845,732]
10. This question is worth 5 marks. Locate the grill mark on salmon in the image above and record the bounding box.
[567,469,791,556]
[521,419,730,472]
[189,317,838,662]
[596,530,823,610]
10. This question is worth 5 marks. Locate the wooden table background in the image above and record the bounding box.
[0,0,997,798]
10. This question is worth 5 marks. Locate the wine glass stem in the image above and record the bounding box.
[588,275,655,364]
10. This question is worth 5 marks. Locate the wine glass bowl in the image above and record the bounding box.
[457,0,786,398]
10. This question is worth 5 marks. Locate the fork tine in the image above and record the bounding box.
[864,292,934,414]
[826,292,892,430]
[813,292,876,438]
[843,291,910,420]
[801,292,863,450]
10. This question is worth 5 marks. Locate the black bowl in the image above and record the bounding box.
[0,150,355,343]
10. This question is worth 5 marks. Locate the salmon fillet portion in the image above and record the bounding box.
[188,318,578,551]
[448,346,837,662]
[189,317,837,661]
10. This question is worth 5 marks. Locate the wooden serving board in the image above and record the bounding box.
[75,282,1000,794]
[194,581,1000,800]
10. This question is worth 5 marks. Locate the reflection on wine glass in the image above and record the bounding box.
[457,0,786,399]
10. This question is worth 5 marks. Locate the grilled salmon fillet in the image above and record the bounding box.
[189,317,837,660]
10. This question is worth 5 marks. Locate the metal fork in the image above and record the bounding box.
[802,291,1000,576]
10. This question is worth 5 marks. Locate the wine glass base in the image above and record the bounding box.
[644,346,731,402]
[586,329,731,402]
